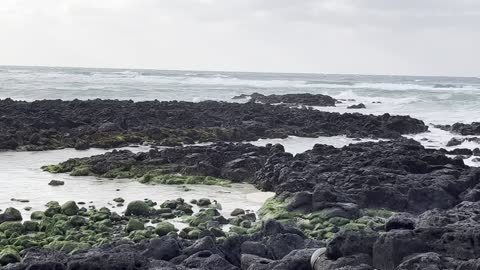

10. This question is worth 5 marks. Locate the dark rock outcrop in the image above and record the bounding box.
[347,103,366,109]
[255,138,478,213]
[436,122,480,135]
[233,92,337,107]
[0,98,427,150]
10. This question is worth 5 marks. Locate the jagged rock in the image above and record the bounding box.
[48,180,64,186]
[385,212,417,231]
[347,103,366,109]
[142,236,181,261]
[233,92,337,107]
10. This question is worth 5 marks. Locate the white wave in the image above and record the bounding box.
[330,89,420,106]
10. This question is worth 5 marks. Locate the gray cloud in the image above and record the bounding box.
[0,0,479,76]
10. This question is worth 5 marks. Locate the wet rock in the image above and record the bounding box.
[30,211,45,220]
[266,233,306,259]
[10,198,29,203]
[395,252,457,270]
[241,241,272,259]
[327,230,379,260]
[155,221,177,236]
[447,122,480,135]
[241,254,273,270]
[126,218,145,232]
[385,212,416,231]
[0,207,22,223]
[347,103,366,109]
[113,197,125,203]
[447,137,463,147]
[48,180,64,186]
[183,236,221,257]
[125,200,151,216]
[182,250,238,270]
[74,140,90,150]
[197,198,212,207]
[255,139,473,213]
[231,208,246,217]
[67,250,148,270]
[234,92,338,107]
[372,230,428,270]
[61,201,79,216]
[142,236,181,261]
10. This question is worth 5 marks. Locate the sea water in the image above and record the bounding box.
[2,66,480,218]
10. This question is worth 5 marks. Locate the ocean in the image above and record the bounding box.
[1,65,480,126]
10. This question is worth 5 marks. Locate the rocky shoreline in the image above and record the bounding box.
[0,98,427,151]
[2,98,480,269]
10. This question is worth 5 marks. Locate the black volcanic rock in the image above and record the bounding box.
[436,122,480,135]
[44,142,273,184]
[233,92,337,107]
[0,98,427,150]
[254,138,478,213]
[347,103,366,109]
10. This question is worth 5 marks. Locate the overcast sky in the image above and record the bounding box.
[1,0,479,76]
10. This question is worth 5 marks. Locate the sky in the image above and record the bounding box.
[1,0,479,76]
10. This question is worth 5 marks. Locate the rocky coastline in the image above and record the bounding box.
[2,97,480,269]
[0,98,427,151]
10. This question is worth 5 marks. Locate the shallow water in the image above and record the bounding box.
[0,146,274,224]
[248,135,383,155]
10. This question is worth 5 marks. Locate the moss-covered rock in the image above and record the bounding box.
[187,229,201,239]
[0,207,22,223]
[23,221,39,232]
[44,202,62,217]
[61,201,79,216]
[69,216,87,227]
[45,241,90,254]
[186,208,222,227]
[126,218,144,232]
[70,165,92,176]
[0,222,24,234]
[230,208,245,216]
[155,221,177,236]
[0,247,20,266]
[125,201,151,216]
[30,211,45,220]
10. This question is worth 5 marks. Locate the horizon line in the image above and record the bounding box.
[1,64,478,80]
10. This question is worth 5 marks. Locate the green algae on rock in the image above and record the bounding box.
[257,196,392,241]
[42,160,232,187]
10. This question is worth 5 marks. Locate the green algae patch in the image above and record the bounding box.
[155,221,177,236]
[140,174,231,186]
[43,160,232,187]
[45,241,91,255]
[0,247,21,266]
[89,132,145,149]
[257,196,391,241]
[257,197,300,221]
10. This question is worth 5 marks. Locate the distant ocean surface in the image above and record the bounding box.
[1,65,480,125]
